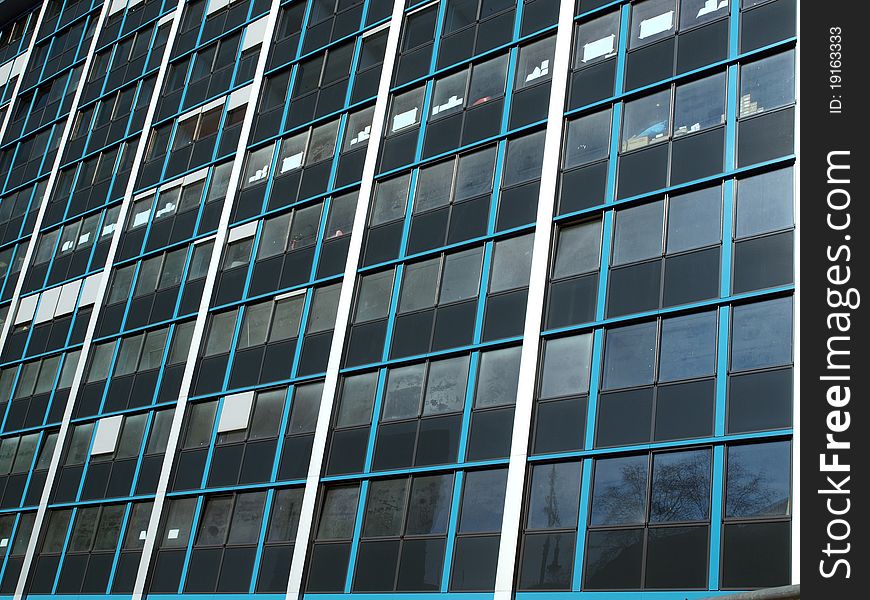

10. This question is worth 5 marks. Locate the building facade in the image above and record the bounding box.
[0,0,796,598]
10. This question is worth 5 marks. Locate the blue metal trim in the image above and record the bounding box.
[455,352,478,463]
[248,488,275,593]
[708,444,725,590]
[269,386,295,482]
[105,501,133,593]
[528,428,793,464]
[594,211,613,322]
[362,368,387,473]
[571,457,593,590]
[342,479,369,592]
[440,470,464,592]
[583,328,604,451]
[714,306,730,438]
[176,495,205,593]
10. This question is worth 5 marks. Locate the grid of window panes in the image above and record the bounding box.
[0,0,794,596]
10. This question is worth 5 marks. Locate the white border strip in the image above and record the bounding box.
[9,0,188,596]
[7,0,116,595]
[284,0,407,597]
[492,0,576,597]
[0,0,55,344]
[790,0,801,583]
[128,2,285,597]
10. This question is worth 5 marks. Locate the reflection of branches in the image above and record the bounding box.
[545,465,561,528]
[650,456,710,522]
[726,459,788,517]
[596,463,647,524]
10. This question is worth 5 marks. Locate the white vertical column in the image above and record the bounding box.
[790,0,801,584]
[10,1,188,598]
[491,0,575,598]
[127,1,286,597]
[284,1,406,597]
[0,0,100,357]
[0,2,50,145]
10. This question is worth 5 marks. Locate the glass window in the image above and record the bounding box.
[516,36,556,88]
[726,441,791,518]
[42,510,72,553]
[468,54,508,106]
[267,488,303,542]
[612,200,664,265]
[731,297,793,371]
[382,363,424,421]
[130,196,152,230]
[658,310,717,381]
[459,469,508,532]
[197,495,232,545]
[124,502,154,549]
[169,322,195,364]
[735,168,794,238]
[423,355,469,415]
[388,87,424,134]
[527,462,582,529]
[602,321,657,389]
[188,242,213,280]
[400,257,439,312]
[68,507,99,551]
[344,106,373,151]
[490,234,533,293]
[455,147,495,200]
[564,109,611,168]
[475,346,521,407]
[440,247,482,303]
[257,213,291,259]
[223,238,253,269]
[540,334,593,398]
[249,389,285,440]
[372,175,410,225]
[622,90,671,151]
[337,372,379,428]
[307,283,341,333]
[269,296,304,342]
[739,51,795,117]
[184,401,217,449]
[666,185,722,252]
[503,131,545,188]
[227,492,267,544]
[680,0,729,29]
[590,454,648,525]
[630,0,676,48]
[158,250,186,289]
[238,302,272,348]
[356,270,394,322]
[363,478,409,536]
[415,160,454,213]
[242,145,273,188]
[574,11,619,66]
[674,72,726,136]
[146,410,173,454]
[205,310,238,356]
[288,382,322,434]
[279,132,306,173]
[431,70,468,118]
[289,204,323,250]
[307,121,339,164]
[317,485,359,539]
[650,448,711,522]
[553,221,601,278]
[326,192,356,238]
[162,498,197,547]
[65,423,94,465]
[405,474,452,535]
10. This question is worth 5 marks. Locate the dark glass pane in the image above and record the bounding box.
[396,538,445,591]
[722,522,790,589]
[451,535,499,591]
[650,449,711,522]
[353,540,400,591]
[583,528,644,590]
[644,525,708,589]
[726,441,791,518]
[590,455,648,526]
[728,368,793,433]
[596,388,653,447]
[654,379,715,441]
[527,461,582,529]
[533,397,587,454]
[733,231,793,293]
[518,532,575,590]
